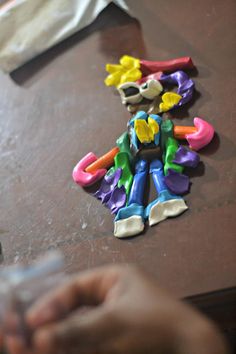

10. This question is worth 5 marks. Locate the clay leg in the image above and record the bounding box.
[114,159,148,238]
[145,160,188,226]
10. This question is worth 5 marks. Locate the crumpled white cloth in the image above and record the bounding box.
[0,0,129,72]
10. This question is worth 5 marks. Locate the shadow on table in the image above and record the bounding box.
[10,3,143,87]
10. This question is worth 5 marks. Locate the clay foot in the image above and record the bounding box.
[114,215,144,238]
[145,190,188,226]
[114,203,145,238]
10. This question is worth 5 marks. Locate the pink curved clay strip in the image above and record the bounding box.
[72,152,107,187]
[186,117,214,151]
[136,72,163,85]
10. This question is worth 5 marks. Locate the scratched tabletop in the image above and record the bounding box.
[0,0,235,298]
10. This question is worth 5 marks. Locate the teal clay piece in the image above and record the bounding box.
[164,137,184,175]
[106,166,116,177]
[161,119,174,153]
[115,152,133,197]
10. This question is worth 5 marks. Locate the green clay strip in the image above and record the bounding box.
[160,119,174,154]
[116,131,133,163]
[114,152,133,197]
[164,137,184,175]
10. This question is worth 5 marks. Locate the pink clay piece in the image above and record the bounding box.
[186,117,214,151]
[72,152,107,187]
[136,72,163,85]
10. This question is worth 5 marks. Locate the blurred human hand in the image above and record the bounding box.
[3,265,229,354]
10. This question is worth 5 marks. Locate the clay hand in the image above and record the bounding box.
[5,266,229,354]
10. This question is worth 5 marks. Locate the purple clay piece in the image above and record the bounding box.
[160,71,194,107]
[106,185,127,214]
[173,146,200,168]
[94,168,122,203]
[180,88,194,105]
[164,169,190,195]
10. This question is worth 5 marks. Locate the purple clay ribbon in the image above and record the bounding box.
[160,71,195,107]
[106,185,127,214]
[94,168,122,203]
[173,146,200,168]
[164,169,190,195]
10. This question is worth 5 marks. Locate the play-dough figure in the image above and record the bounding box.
[72,55,215,238]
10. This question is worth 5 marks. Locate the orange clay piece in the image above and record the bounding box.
[85,147,120,173]
[174,126,197,140]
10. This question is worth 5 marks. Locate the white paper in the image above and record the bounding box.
[0,0,130,72]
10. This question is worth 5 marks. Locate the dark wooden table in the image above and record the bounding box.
[0,0,235,324]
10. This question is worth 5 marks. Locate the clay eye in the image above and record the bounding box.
[141,83,148,89]
[123,87,140,97]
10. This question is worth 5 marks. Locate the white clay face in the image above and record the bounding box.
[114,215,144,238]
[118,79,163,106]
[149,199,188,226]
[140,79,163,100]
[118,82,143,105]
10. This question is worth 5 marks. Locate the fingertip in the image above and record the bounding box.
[26,311,38,328]
[6,335,29,354]
[27,303,58,329]
[33,328,55,354]
[27,309,45,328]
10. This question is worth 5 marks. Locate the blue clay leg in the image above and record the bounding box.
[114,159,148,238]
[128,159,148,205]
[145,159,188,225]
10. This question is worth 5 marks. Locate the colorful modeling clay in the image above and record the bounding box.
[116,132,133,162]
[94,168,122,203]
[72,152,107,187]
[114,152,133,197]
[118,74,193,114]
[164,137,184,175]
[164,169,190,195]
[145,160,188,226]
[159,92,182,112]
[105,185,126,214]
[105,55,142,87]
[114,160,148,238]
[134,119,158,143]
[174,125,197,139]
[160,71,195,107]
[105,55,195,87]
[185,117,214,150]
[86,147,119,173]
[73,54,215,238]
[108,56,195,114]
[173,146,200,168]
[173,119,215,151]
[136,72,163,85]
[118,79,163,105]
[160,119,174,152]
[138,145,162,161]
[118,79,164,114]
[140,56,194,75]
[128,111,162,156]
